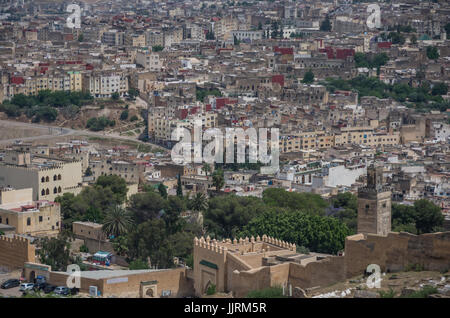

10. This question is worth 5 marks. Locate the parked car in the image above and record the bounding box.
[1,279,20,289]
[19,283,34,292]
[54,286,70,296]
[33,282,47,291]
[70,287,79,295]
[43,284,56,294]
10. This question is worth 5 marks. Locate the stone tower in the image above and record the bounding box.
[357,164,391,236]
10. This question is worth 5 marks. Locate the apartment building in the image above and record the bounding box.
[125,33,146,48]
[135,50,162,72]
[82,72,129,98]
[0,187,61,237]
[334,127,400,147]
[101,30,125,46]
[0,151,83,201]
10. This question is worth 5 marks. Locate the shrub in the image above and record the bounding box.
[206,284,216,295]
[379,288,396,298]
[120,110,129,121]
[246,286,287,298]
[128,259,150,270]
[403,285,438,298]
[130,115,138,122]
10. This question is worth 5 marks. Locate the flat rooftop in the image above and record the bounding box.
[52,269,171,280]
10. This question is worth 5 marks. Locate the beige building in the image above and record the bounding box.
[0,151,83,201]
[135,50,162,72]
[0,188,61,237]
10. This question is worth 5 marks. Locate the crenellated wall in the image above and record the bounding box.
[0,235,35,270]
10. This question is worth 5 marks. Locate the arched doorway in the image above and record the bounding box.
[29,271,35,283]
[204,280,212,294]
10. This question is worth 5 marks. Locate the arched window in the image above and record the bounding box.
[41,177,45,183]
[58,187,62,193]
[46,188,49,195]
[53,175,57,181]
[45,176,49,182]
[53,187,57,194]
[58,174,62,180]
[41,189,45,196]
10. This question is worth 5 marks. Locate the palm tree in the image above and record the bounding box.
[191,192,208,211]
[202,163,212,177]
[102,206,133,239]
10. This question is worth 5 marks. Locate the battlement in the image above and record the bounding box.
[194,234,296,253]
[0,234,31,245]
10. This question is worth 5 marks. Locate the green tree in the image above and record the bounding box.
[202,163,212,177]
[413,199,444,234]
[128,259,149,270]
[37,231,74,271]
[240,209,351,254]
[176,174,183,197]
[95,175,128,204]
[152,45,164,52]
[431,83,448,96]
[190,192,208,211]
[120,110,129,120]
[128,191,168,223]
[320,17,332,32]
[410,34,417,45]
[204,195,267,238]
[158,183,168,199]
[102,206,134,238]
[302,70,315,84]
[84,167,93,176]
[426,46,439,60]
[212,169,224,192]
[111,92,120,101]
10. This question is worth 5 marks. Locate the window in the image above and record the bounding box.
[45,176,49,182]
[46,189,49,195]
[41,189,45,196]
[0,217,2,223]
[39,216,43,222]
[27,218,31,226]
[58,174,61,180]
[6,218,8,225]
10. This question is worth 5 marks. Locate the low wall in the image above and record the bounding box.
[345,231,450,277]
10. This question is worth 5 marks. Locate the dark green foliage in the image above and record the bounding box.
[1,90,92,121]
[379,288,396,298]
[158,183,168,199]
[128,259,149,270]
[196,86,222,102]
[206,284,216,295]
[426,46,439,60]
[37,231,75,271]
[354,53,389,69]
[323,76,448,111]
[129,191,168,223]
[247,286,287,298]
[262,188,328,214]
[431,83,448,96]
[111,92,120,100]
[86,116,115,131]
[320,17,332,31]
[120,110,129,120]
[79,244,89,253]
[302,70,315,84]
[204,195,267,238]
[176,174,183,197]
[152,45,164,52]
[392,200,443,234]
[240,209,351,254]
[402,285,438,298]
[55,176,128,228]
[212,168,224,192]
[129,115,138,122]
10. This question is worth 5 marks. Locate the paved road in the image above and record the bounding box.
[0,120,167,151]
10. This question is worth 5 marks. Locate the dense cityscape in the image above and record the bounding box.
[0,0,449,301]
